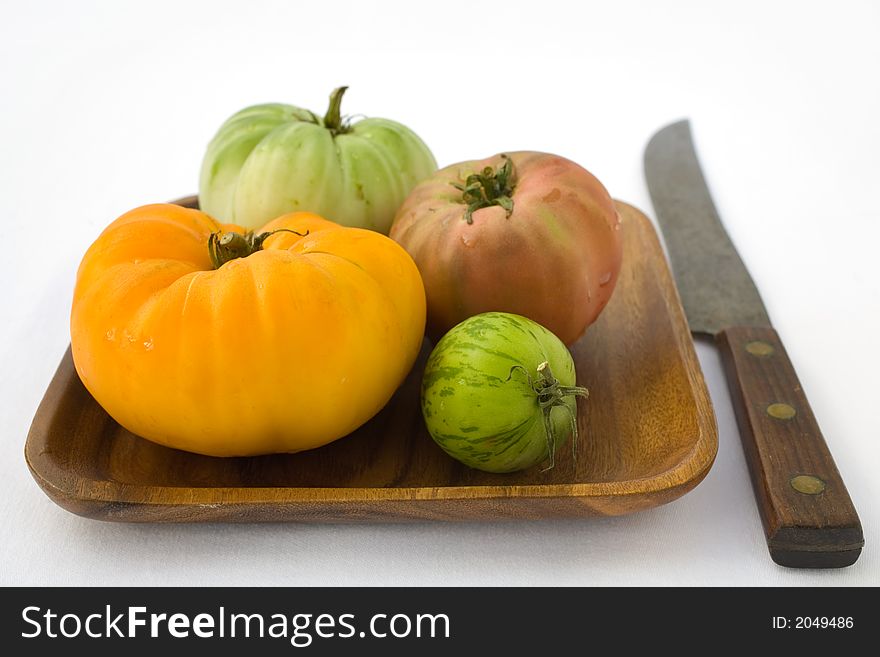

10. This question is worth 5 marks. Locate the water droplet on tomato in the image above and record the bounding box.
[143,339,154,351]
[124,330,135,343]
[599,272,612,286]
[460,234,473,247]
[104,328,116,341]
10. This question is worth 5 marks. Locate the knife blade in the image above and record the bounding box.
[644,120,863,568]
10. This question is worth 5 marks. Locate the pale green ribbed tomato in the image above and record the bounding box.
[199,87,437,233]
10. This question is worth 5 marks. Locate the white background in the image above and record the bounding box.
[1,0,878,586]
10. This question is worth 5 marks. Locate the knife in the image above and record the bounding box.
[644,120,863,568]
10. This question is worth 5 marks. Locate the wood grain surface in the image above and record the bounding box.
[717,326,864,568]
[25,201,718,522]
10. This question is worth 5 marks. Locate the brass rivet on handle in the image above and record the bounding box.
[790,474,826,495]
[745,340,775,357]
[767,402,796,420]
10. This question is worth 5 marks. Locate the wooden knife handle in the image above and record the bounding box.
[716,326,863,568]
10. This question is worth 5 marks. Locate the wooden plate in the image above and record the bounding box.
[25,200,717,522]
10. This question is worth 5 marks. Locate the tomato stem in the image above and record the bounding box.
[535,362,589,472]
[450,154,517,224]
[507,361,589,472]
[208,228,308,269]
[323,86,352,136]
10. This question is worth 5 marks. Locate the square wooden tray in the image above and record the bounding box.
[25,201,717,522]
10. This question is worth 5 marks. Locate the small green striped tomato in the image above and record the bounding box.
[199,87,437,234]
[421,312,588,473]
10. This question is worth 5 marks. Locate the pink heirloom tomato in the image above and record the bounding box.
[389,151,622,345]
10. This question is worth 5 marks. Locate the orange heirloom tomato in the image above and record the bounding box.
[70,203,426,457]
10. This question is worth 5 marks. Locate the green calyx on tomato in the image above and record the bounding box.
[273,86,352,136]
[207,227,308,269]
[321,86,352,136]
[451,154,516,224]
[508,360,589,471]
